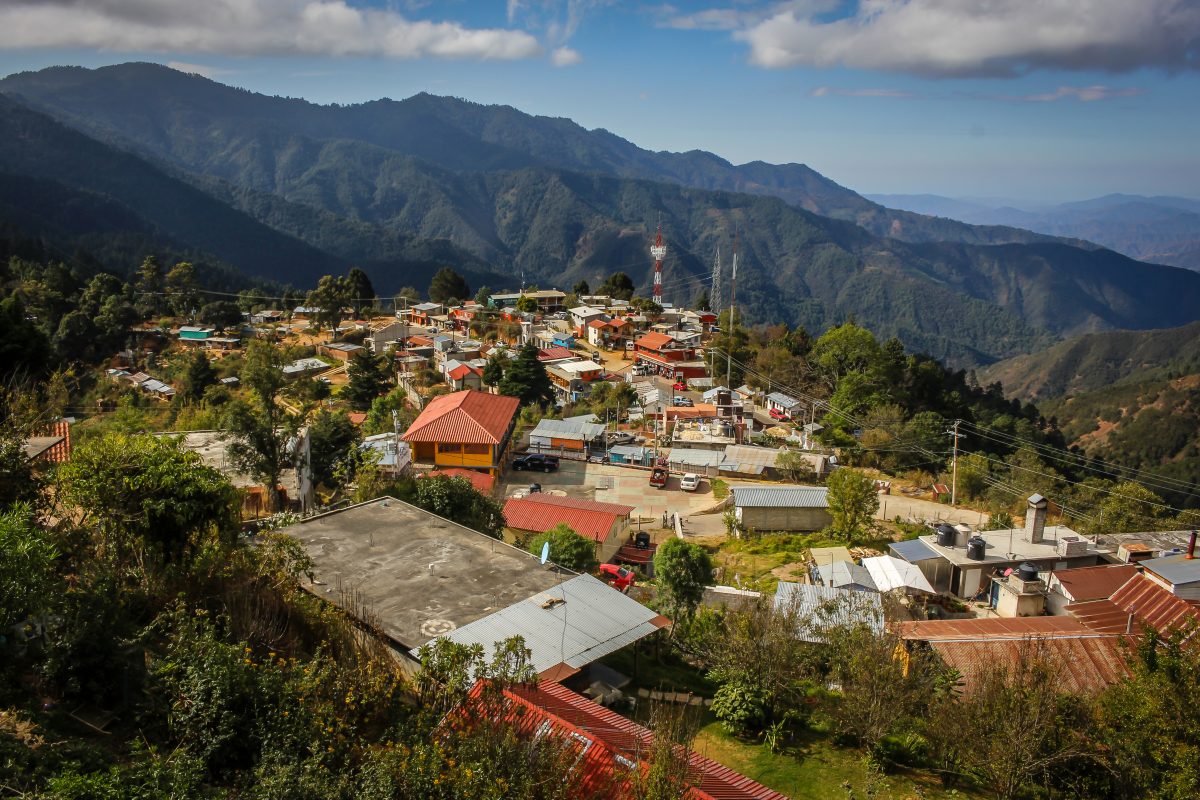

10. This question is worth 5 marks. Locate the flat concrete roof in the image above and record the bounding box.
[279,499,570,650]
[917,526,1104,568]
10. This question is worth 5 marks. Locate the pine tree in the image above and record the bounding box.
[181,351,219,403]
[346,267,376,315]
[428,268,469,305]
[343,351,393,411]
[498,343,555,407]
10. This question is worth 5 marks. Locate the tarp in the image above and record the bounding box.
[863,555,935,594]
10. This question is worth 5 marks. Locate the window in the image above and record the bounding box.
[463,443,490,455]
[437,442,461,453]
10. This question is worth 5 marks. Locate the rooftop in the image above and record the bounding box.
[923,636,1130,696]
[402,390,519,446]
[536,345,576,362]
[1066,573,1200,635]
[730,485,829,509]
[774,582,885,641]
[765,391,800,409]
[503,493,634,543]
[1050,564,1139,602]
[530,418,607,441]
[1141,553,1200,586]
[155,430,299,493]
[862,555,935,593]
[915,526,1098,568]
[634,331,675,350]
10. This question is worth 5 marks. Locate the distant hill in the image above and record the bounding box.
[869,192,1200,271]
[979,322,1200,400]
[4,64,1200,367]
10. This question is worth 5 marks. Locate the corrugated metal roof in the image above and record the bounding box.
[900,616,1094,641]
[667,448,724,467]
[765,391,800,409]
[635,332,675,350]
[863,555,935,594]
[1051,564,1138,602]
[929,636,1131,696]
[731,485,829,509]
[1066,573,1200,635]
[530,418,607,441]
[608,444,647,459]
[1141,554,1200,586]
[818,560,877,591]
[774,582,884,641]
[402,389,519,445]
[503,494,633,542]
[722,445,782,468]
[536,346,575,361]
[426,574,665,675]
[889,538,941,562]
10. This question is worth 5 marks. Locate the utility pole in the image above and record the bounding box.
[950,419,961,506]
[725,234,738,390]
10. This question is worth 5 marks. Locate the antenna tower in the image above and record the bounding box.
[710,246,723,314]
[650,223,666,304]
[726,233,738,389]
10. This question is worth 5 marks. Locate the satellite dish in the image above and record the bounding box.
[540,541,550,565]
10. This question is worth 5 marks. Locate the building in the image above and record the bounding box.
[528,417,607,452]
[764,392,802,418]
[774,582,885,642]
[1140,542,1200,599]
[178,325,215,343]
[21,419,72,465]
[401,389,520,477]
[155,429,314,517]
[607,444,651,466]
[671,419,737,452]
[502,494,634,563]
[569,306,607,332]
[276,499,667,680]
[536,345,577,364]
[1045,564,1138,615]
[816,560,877,592]
[489,290,567,313]
[282,357,330,378]
[318,341,365,362]
[862,555,935,594]
[719,444,830,479]
[546,360,605,402]
[477,681,790,800]
[730,485,832,533]
[367,321,423,353]
[632,332,708,380]
[665,447,724,477]
[445,362,484,391]
[360,433,411,476]
[1065,572,1200,635]
[898,617,1131,695]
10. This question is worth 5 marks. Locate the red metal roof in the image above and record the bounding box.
[484,681,790,800]
[537,346,575,361]
[899,616,1093,641]
[927,636,1132,696]
[401,389,519,446]
[635,332,675,351]
[1066,573,1200,635]
[588,319,607,329]
[503,494,635,543]
[1051,564,1138,602]
[421,468,496,494]
[447,364,480,380]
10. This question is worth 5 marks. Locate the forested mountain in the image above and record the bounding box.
[870,192,1200,271]
[4,63,1200,366]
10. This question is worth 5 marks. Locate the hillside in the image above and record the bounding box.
[979,322,1200,400]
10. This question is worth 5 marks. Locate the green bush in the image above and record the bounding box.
[711,681,770,737]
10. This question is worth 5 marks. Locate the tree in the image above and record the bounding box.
[305,274,352,333]
[482,352,507,387]
[362,387,412,435]
[525,523,598,572]
[600,272,635,301]
[343,351,393,411]
[0,505,58,630]
[692,289,710,311]
[165,261,200,317]
[825,468,879,540]
[198,300,244,330]
[307,409,361,490]
[572,279,590,295]
[809,322,883,389]
[394,286,421,307]
[474,285,493,306]
[0,434,44,510]
[0,296,52,379]
[57,433,239,568]
[653,538,713,622]
[498,343,556,408]
[412,475,506,538]
[515,295,538,313]
[776,449,816,483]
[181,350,219,403]
[346,267,376,315]
[223,340,300,513]
[1091,481,1168,534]
[428,267,469,305]
[133,254,165,318]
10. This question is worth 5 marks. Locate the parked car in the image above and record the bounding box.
[606,431,637,445]
[679,473,701,492]
[512,453,560,472]
[598,563,636,592]
[672,396,693,407]
[769,408,791,421]
[649,466,669,488]
[672,381,687,392]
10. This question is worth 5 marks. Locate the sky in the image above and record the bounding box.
[0,1,1198,204]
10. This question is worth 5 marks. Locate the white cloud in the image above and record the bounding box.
[0,0,542,61]
[998,85,1146,102]
[810,85,913,97]
[735,0,1200,77]
[550,46,582,66]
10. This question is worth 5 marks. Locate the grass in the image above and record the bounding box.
[710,478,730,500]
[693,720,981,800]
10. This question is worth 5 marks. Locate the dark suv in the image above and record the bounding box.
[512,453,560,472]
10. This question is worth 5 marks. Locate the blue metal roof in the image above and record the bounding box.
[890,538,941,563]
[1141,554,1200,586]
[730,485,829,508]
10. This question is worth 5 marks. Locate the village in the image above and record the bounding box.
[14,263,1200,800]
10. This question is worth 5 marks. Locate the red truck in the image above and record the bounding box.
[649,466,669,489]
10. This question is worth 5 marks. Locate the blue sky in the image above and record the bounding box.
[0,1,1197,203]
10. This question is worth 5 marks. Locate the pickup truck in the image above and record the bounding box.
[512,453,560,472]
[649,466,669,488]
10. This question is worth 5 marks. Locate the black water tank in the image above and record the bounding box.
[937,524,957,547]
[635,532,651,549]
[1018,562,1040,582]
[966,536,987,561]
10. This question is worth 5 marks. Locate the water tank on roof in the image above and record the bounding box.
[1017,562,1040,582]
[966,536,987,561]
[936,524,957,547]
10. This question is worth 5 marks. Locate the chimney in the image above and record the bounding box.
[1187,530,1197,560]
[1025,494,1048,544]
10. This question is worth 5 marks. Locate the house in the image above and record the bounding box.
[607,444,651,466]
[730,486,832,533]
[892,496,1102,599]
[546,360,606,402]
[764,392,801,418]
[250,309,287,324]
[774,582,885,642]
[367,321,422,353]
[898,617,1131,695]
[588,317,634,350]
[178,325,215,343]
[550,330,576,349]
[528,417,607,451]
[671,418,737,451]
[503,494,634,563]
[720,444,830,479]
[476,680,790,800]
[318,342,365,362]
[203,336,241,351]
[276,498,668,680]
[816,560,878,592]
[536,345,577,364]
[444,360,485,391]
[1065,572,1200,635]
[665,447,723,477]
[21,419,72,465]
[360,433,412,475]
[402,389,520,477]
[490,290,567,313]
[155,429,314,517]
[1140,536,1200,599]
[569,306,606,333]
[632,332,708,380]
[407,302,444,326]
[282,357,330,378]
[1045,564,1139,615]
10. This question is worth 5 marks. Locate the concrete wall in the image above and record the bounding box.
[737,506,832,533]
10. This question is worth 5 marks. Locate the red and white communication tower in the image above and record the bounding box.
[650,224,666,303]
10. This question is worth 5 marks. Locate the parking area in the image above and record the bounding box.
[502,460,720,522]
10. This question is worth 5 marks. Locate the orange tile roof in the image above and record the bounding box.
[422,468,496,494]
[587,319,607,329]
[503,494,634,543]
[40,419,72,463]
[402,390,519,446]
[635,332,675,350]
[447,364,480,380]
[347,412,367,426]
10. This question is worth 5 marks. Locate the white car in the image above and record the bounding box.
[679,473,701,492]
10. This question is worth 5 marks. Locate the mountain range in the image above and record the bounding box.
[868,193,1200,271]
[3,62,1200,367]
